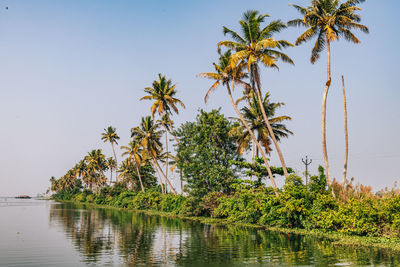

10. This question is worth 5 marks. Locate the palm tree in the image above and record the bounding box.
[219,10,294,179]
[231,92,293,158]
[140,74,185,144]
[199,50,279,196]
[84,149,107,190]
[131,116,177,194]
[158,114,174,188]
[101,126,120,181]
[288,0,369,184]
[106,157,117,184]
[121,140,145,192]
[141,74,186,118]
[75,160,88,182]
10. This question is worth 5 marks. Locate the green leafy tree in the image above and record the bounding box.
[175,109,243,197]
[288,0,369,184]
[199,50,280,196]
[219,10,294,179]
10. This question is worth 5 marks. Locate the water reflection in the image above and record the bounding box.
[49,203,400,266]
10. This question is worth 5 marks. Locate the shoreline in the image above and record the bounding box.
[55,199,400,252]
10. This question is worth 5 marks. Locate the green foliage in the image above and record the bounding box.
[175,109,243,197]
[231,159,294,186]
[53,180,400,239]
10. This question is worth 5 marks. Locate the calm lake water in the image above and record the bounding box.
[1,198,400,266]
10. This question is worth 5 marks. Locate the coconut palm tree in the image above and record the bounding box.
[288,0,369,184]
[131,116,177,194]
[140,74,185,144]
[158,114,174,187]
[101,126,120,181]
[199,50,279,196]
[106,157,117,184]
[84,149,107,190]
[219,10,294,179]
[141,74,185,118]
[231,92,293,158]
[121,140,145,192]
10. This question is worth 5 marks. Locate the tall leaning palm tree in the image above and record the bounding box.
[131,116,177,194]
[141,74,185,192]
[288,0,369,184]
[219,10,294,179]
[101,126,120,181]
[199,50,279,196]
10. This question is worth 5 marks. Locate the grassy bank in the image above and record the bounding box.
[53,184,400,252]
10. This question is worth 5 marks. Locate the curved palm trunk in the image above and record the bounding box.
[165,130,169,185]
[111,143,118,182]
[342,75,348,186]
[133,159,145,193]
[252,65,289,179]
[153,157,177,194]
[322,41,332,185]
[109,167,113,184]
[165,121,184,194]
[155,164,165,194]
[226,83,279,196]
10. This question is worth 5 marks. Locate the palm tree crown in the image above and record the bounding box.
[288,0,369,63]
[219,10,294,73]
[199,50,249,103]
[141,74,185,118]
[131,116,163,159]
[101,126,120,145]
[231,93,292,155]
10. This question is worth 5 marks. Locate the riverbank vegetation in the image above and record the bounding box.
[49,0,400,245]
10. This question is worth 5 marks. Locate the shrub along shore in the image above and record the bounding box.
[53,169,400,252]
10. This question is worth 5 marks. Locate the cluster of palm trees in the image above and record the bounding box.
[50,149,110,192]
[200,0,368,194]
[51,0,368,197]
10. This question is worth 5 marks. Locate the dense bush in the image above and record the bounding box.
[52,168,400,238]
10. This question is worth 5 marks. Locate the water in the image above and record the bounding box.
[0,198,399,266]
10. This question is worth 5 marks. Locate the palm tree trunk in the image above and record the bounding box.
[134,161,145,193]
[153,157,177,194]
[342,75,348,186]
[252,64,289,179]
[322,40,332,185]
[167,121,180,145]
[251,140,255,164]
[180,171,183,195]
[109,167,113,185]
[165,131,169,185]
[111,143,118,182]
[226,83,279,196]
[154,163,165,194]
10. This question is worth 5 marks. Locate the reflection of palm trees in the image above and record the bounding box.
[49,203,400,266]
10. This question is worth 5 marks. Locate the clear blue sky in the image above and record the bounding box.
[0,0,399,196]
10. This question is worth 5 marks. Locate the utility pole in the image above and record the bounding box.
[302,156,312,185]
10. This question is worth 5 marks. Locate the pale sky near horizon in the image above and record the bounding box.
[0,0,399,196]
